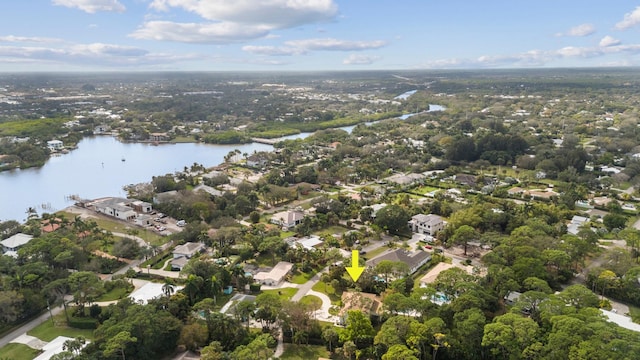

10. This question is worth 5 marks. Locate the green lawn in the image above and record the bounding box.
[27,313,95,342]
[290,270,317,285]
[261,287,298,301]
[411,185,439,195]
[0,343,40,360]
[95,286,132,302]
[299,295,322,311]
[312,281,341,305]
[314,225,348,236]
[280,344,330,360]
[364,245,391,259]
[628,304,640,324]
[280,231,296,239]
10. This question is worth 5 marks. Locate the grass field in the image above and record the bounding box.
[95,286,132,302]
[0,343,41,360]
[299,295,323,311]
[261,287,299,301]
[27,313,95,342]
[312,281,341,305]
[364,245,391,259]
[290,270,317,285]
[411,185,439,195]
[280,344,330,360]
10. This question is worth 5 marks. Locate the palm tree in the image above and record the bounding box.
[25,207,38,220]
[231,265,245,291]
[210,275,222,305]
[162,279,175,298]
[184,274,203,304]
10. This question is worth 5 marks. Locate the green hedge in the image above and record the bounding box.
[68,317,98,330]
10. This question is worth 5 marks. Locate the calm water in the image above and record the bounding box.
[0,136,272,222]
[1,104,445,223]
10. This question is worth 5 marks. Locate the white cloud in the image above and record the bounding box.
[70,43,149,56]
[343,54,379,65]
[242,38,386,56]
[599,35,621,47]
[130,21,271,43]
[615,6,640,30]
[140,1,339,44]
[556,23,595,37]
[418,41,640,69]
[52,0,125,13]
[0,35,62,43]
[149,0,338,28]
[242,45,304,56]
[284,38,386,51]
[0,42,199,69]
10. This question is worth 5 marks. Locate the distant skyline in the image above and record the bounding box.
[1,1,640,72]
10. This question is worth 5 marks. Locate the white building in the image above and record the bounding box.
[254,261,293,286]
[408,214,444,236]
[1,233,34,257]
[93,198,137,221]
[46,140,64,151]
[270,210,304,229]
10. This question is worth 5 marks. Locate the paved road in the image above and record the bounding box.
[291,268,327,302]
[0,304,66,349]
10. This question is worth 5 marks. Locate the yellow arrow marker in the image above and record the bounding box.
[346,250,365,282]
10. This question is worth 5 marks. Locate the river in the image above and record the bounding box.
[0,137,273,222]
[0,103,445,223]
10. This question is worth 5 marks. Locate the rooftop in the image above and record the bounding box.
[1,233,34,249]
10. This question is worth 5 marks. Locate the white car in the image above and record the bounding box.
[176,220,186,227]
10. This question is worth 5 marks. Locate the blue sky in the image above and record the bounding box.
[1,0,640,71]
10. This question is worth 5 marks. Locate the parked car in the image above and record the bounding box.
[425,245,433,249]
[176,220,186,227]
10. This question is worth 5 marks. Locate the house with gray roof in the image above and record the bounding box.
[367,249,431,275]
[1,233,34,257]
[408,214,444,236]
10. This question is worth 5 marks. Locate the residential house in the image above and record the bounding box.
[367,203,387,219]
[1,233,34,257]
[194,184,225,197]
[173,242,205,259]
[270,210,305,229]
[287,235,323,251]
[171,242,205,270]
[567,215,588,235]
[47,140,64,151]
[253,261,293,286]
[93,198,137,221]
[149,132,168,142]
[246,153,268,168]
[408,214,444,236]
[504,291,522,306]
[367,249,431,275]
[454,173,477,187]
[93,125,111,135]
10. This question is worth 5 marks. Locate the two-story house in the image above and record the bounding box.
[408,214,444,236]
